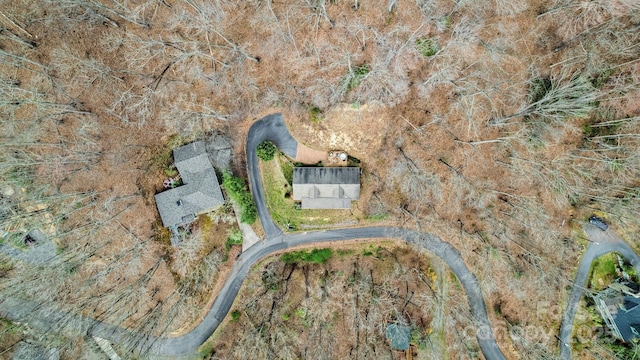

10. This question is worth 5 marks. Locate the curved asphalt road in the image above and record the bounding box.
[0,113,510,359]
[559,225,640,359]
[246,113,298,238]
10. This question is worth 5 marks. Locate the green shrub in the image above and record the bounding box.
[230,310,241,322]
[310,106,323,123]
[226,229,243,250]
[281,248,333,264]
[222,171,257,224]
[294,308,306,319]
[164,166,178,177]
[257,141,276,161]
[343,63,369,91]
[416,37,439,57]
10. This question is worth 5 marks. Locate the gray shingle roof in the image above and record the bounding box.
[292,167,360,209]
[155,142,224,228]
[606,294,640,342]
[293,167,360,184]
[173,141,207,163]
[595,281,640,342]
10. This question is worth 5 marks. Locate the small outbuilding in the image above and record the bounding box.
[292,167,360,209]
[154,141,224,228]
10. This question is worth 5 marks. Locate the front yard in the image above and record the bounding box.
[259,153,363,230]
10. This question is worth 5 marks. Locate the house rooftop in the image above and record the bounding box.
[293,166,360,185]
[154,141,224,228]
[595,281,640,342]
[292,167,360,209]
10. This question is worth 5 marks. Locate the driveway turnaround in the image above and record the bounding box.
[246,113,298,238]
[2,113,513,359]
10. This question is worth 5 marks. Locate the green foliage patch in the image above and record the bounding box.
[589,252,625,291]
[343,63,369,91]
[281,248,333,264]
[278,156,295,186]
[230,310,241,323]
[309,106,323,123]
[416,36,439,57]
[226,228,243,251]
[222,171,257,224]
[257,141,276,161]
[590,68,614,89]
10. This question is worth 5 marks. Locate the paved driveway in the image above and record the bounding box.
[1,113,508,360]
[559,224,640,359]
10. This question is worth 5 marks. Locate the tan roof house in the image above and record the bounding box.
[154,141,224,228]
[292,167,360,209]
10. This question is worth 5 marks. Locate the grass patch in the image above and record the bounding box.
[6,232,28,251]
[222,171,257,224]
[309,106,323,123]
[416,37,439,57]
[261,154,356,229]
[449,272,461,290]
[278,155,295,186]
[367,213,387,221]
[590,68,614,89]
[198,341,215,358]
[294,308,306,318]
[337,249,355,256]
[0,317,23,334]
[589,253,617,290]
[362,244,383,257]
[281,248,333,264]
[230,309,241,323]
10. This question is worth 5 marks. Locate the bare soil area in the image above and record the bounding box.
[295,143,327,165]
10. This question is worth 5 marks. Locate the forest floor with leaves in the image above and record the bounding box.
[1,0,639,358]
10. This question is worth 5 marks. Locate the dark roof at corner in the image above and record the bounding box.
[615,295,640,342]
[597,281,640,342]
[293,167,360,185]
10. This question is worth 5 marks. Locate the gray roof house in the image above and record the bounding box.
[595,281,640,342]
[292,167,360,209]
[154,141,224,228]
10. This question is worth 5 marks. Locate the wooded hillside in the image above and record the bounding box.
[0,0,638,358]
